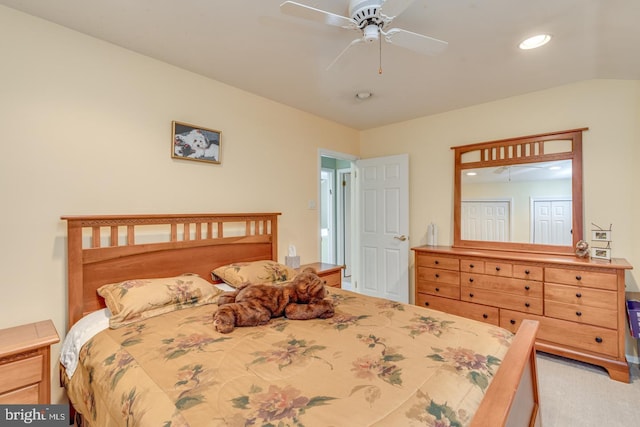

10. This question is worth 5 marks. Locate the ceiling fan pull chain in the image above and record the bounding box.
[379,27,383,74]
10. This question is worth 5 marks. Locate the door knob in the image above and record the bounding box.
[394,235,407,241]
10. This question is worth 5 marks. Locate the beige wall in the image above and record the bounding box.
[0,6,358,403]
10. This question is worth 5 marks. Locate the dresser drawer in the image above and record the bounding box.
[0,355,42,395]
[513,264,543,281]
[416,293,499,326]
[417,267,459,285]
[545,301,617,329]
[416,280,460,299]
[500,310,618,358]
[545,267,617,290]
[461,285,543,314]
[416,254,459,271]
[461,259,485,274]
[0,384,39,405]
[461,273,543,298]
[545,283,617,310]
[482,261,513,277]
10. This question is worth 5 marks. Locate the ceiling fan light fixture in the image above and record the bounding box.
[355,91,372,100]
[519,34,551,50]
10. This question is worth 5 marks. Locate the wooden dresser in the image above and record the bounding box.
[0,320,60,403]
[412,246,633,382]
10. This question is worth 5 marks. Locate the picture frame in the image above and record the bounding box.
[591,230,612,242]
[171,121,221,164]
[590,247,611,260]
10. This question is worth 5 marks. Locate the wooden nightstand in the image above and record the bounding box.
[299,262,344,288]
[0,320,59,404]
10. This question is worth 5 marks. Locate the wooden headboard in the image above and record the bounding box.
[61,213,281,329]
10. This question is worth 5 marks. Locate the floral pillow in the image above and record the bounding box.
[97,274,222,328]
[212,260,297,288]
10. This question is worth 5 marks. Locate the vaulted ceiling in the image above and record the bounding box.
[2,0,639,129]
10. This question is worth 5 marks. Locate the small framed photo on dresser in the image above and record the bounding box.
[591,230,611,242]
[590,247,611,260]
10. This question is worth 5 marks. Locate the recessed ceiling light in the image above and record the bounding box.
[519,34,551,50]
[355,91,372,100]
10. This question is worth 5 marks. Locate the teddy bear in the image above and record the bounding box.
[213,267,335,333]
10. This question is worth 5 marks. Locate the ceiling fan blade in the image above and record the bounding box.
[326,37,365,70]
[280,1,357,29]
[384,28,448,55]
[379,0,416,20]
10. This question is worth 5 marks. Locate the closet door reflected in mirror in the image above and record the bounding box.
[453,128,586,255]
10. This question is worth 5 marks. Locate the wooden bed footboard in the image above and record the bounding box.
[472,319,541,427]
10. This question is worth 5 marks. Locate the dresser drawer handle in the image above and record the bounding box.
[510,319,516,325]
[525,269,530,274]
[469,293,474,298]
[576,292,582,298]
[482,314,488,319]
[435,260,439,265]
[469,278,474,283]
[525,302,530,308]
[595,336,603,343]
[469,264,474,268]
[435,273,440,278]
[495,266,501,271]
[576,311,582,317]
[323,280,327,285]
[576,275,582,281]
[435,287,440,292]
[524,285,530,291]
[424,302,430,307]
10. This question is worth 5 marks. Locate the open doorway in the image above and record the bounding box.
[320,151,356,289]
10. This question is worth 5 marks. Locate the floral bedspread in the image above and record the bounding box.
[62,288,513,427]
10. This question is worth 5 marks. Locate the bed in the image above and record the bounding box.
[60,213,541,426]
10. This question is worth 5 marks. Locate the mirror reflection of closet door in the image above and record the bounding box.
[532,199,572,245]
[461,200,510,241]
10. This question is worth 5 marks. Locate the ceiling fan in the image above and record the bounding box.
[280,0,448,71]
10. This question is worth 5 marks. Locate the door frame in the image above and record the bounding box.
[318,149,358,275]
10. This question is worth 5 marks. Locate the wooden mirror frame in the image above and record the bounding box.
[452,128,586,255]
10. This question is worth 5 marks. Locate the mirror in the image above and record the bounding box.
[452,128,586,255]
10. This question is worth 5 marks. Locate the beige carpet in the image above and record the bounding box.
[536,352,640,426]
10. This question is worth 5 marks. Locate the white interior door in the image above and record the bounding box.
[354,154,409,303]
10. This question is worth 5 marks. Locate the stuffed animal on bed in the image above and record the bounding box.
[213,267,335,333]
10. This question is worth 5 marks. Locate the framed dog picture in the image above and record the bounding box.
[172,121,221,164]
